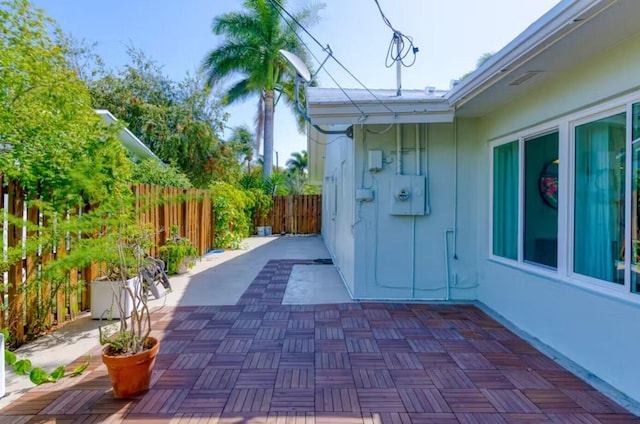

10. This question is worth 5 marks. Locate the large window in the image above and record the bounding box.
[574,113,626,283]
[632,103,640,293]
[493,141,518,260]
[490,99,640,299]
[524,132,559,268]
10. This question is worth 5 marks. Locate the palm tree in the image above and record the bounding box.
[202,0,320,179]
[228,125,255,173]
[286,150,308,174]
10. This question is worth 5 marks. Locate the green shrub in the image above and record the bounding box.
[211,182,255,249]
[159,226,199,275]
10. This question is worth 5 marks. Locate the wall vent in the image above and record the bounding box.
[509,71,543,86]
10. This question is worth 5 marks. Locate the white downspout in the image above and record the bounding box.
[453,115,458,259]
[411,124,420,298]
[415,124,420,175]
[396,125,402,175]
[444,229,454,301]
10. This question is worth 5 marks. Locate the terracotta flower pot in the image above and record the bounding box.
[101,337,159,398]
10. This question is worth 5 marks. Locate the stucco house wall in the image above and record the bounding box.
[310,0,640,405]
[322,121,480,301]
[473,30,640,403]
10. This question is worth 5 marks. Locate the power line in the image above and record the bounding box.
[267,0,398,116]
[272,4,368,119]
[373,0,419,68]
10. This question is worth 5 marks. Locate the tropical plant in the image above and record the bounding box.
[132,159,193,188]
[286,171,307,195]
[286,150,308,174]
[263,171,288,195]
[202,0,322,180]
[159,226,199,275]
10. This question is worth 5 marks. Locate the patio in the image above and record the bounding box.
[0,237,638,423]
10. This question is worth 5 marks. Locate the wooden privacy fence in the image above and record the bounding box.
[255,195,322,235]
[0,177,214,344]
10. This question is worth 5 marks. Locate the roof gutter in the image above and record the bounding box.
[446,0,615,108]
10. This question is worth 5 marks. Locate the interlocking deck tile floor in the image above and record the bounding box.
[1,259,638,423]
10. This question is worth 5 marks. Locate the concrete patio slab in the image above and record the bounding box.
[284,264,354,304]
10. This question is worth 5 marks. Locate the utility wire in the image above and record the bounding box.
[373,0,419,68]
[274,5,368,119]
[268,0,397,116]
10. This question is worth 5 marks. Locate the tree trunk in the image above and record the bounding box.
[262,90,275,179]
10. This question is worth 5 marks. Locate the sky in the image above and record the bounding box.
[31,0,560,167]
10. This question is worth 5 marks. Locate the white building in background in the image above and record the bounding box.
[96,109,161,163]
[308,0,640,404]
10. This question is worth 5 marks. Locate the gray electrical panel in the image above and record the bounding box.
[389,175,426,215]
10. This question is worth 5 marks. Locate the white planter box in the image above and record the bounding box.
[91,276,141,320]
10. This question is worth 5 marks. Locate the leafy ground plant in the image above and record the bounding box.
[1,329,89,385]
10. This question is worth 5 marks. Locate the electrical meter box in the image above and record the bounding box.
[368,150,383,172]
[389,175,426,215]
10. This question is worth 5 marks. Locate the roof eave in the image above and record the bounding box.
[446,0,614,107]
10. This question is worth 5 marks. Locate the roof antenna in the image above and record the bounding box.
[394,33,402,96]
[279,48,351,136]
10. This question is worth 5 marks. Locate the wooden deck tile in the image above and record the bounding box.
[315,369,355,388]
[193,369,239,390]
[270,389,314,412]
[223,388,272,413]
[357,389,405,412]
[316,388,360,413]
[169,353,213,370]
[480,389,542,414]
[315,352,351,369]
[275,368,315,389]
[177,390,229,414]
[455,412,507,423]
[439,389,496,414]
[282,338,314,353]
[155,370,201,389]
[382,353,423,370]
[352,369,395,389]
[130,389,189,415]
[522,389,585,414]
[450,353,496,370]
[234,370,277,389]
[398,388,450,413]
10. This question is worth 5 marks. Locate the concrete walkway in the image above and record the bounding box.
[1,235,337,408]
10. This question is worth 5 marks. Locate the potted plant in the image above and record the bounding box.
[159,226,199,275]
[97,228,161,398]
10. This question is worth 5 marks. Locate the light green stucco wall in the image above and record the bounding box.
[475,30,640,404]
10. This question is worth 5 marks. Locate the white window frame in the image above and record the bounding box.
[488,90,640,302]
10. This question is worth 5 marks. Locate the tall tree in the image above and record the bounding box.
[202,0,320,180]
